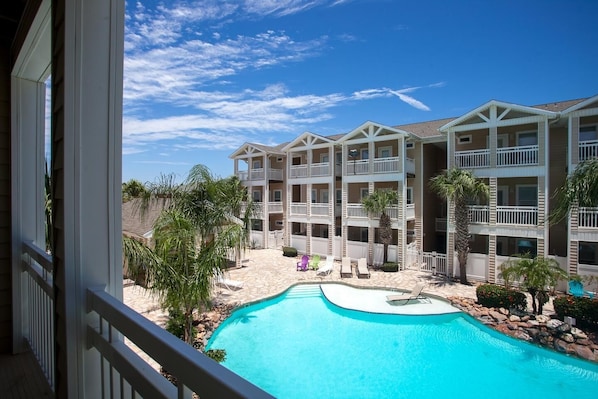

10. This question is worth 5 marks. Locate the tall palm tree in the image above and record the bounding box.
[499,256,567,314]
[361,189,399,264]
[429,168,488,284]
[550,158,598,224]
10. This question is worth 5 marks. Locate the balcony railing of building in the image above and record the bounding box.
[579,140,598,162]
[345,157,415,176]
[346,204,402,219]
[21,241,55,392]
[465,205,538,226]
[311,203,329,216]
[237,168,283,181]
[268,201,283,213]
[579,207,598,228]
[20,239,273,398]
[289,164,308,178]
[310,162,330,177]
[455,145,539,168]
[290,202,307,215]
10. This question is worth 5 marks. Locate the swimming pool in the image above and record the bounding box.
[207,284,598,399]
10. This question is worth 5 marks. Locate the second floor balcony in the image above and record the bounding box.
[579,207,598,229]
[345,157,415,176]
[237,168,283,182]
[579,140,598,162]
[455,145,539,169]
[467,205,538,226]
[289,162,331,179]
[346,204,414,220]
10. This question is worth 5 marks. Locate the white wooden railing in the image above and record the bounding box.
[497,145,538,166]
[346,204,403,220]
[289,164,308,178]
[87,288,273,399]
[347,203,368,218]
[310,162,330,177]
[373,157,399,173]
[21,241,55,392]
[579,140,598,162]
[579,207,598,228]
[455,149,490,168]
[268,168,283,180]
[497,206,538,225]
[268,202,283,213]
[468,205,489,224]
[290,202,307,215]
[311,203,329,216]
[237,168,281,181]
[406,248,448,275]
[346,159,369,175]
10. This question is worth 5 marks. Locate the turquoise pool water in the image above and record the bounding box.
[206,285,598,399]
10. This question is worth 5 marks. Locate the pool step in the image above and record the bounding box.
[285,285,322,299]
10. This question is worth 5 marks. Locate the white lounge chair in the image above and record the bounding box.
[215,275,244,290]
[317,256,334,276]
[386,284,429,304]
[357,258,370,278]
[341,257,352,277]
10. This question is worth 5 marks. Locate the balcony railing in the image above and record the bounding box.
[468,205,489,224]
[310,162,330,177]
[346,159,369,175]
[289,164,308,178]
[373,157,399,173]
[311,203,329,216]
[579,140,598,162]
[21,241,55,391]
[579,207,598,228]
[268,201,283,213]
[237,168,283,181]
[497,206,538,225]
[347,203,367,218]
[497,145,538,166]
[455,145,539,168]
[346,204,403,220]
[290,202,307,215]
[345,157,415,176]
[87,288,273,398]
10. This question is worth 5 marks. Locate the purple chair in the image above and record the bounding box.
[296,255,309,271]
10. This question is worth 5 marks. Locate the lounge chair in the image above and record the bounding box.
[341,257,352,277]
[309,254,321,270]
[386,284,429,304]
[316,256,334,276]
[297,255,309,271]
[215,275,244,290]
[357,258,370,278]
[569,280,595,299]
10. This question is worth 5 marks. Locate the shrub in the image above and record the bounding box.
[476,284,527,312]
[165,308,196,340]
[553,296,598,329]
[282,246,297,257]
[381,262,399,272]
[205,349,227,363]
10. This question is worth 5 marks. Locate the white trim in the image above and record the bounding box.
[273,189,282,202]
[457,134,472,144]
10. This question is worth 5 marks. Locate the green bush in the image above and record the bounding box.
[553,296,598,329]
[282,246,297,257]
[381,262,399,272]
[166,308,196,340]
[205,349,227,363]
[476,284,527,312]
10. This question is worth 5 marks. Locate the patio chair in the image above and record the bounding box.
[386,284,429,305]
[215,275,244,290]
[309,254,321,270]
[357,258,370,278]
[297,255,309,271]
[316,256,335,276]
[341,257,352,277]
[569,280,595,299]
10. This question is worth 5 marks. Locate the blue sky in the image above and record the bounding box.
[122,0,598,183]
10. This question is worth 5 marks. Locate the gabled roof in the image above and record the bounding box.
[122,199,164,239]
[439,100,559,132]
[229,142,286,158]
[560,95,598,114]
[336,121,409,143]
[395,117,455,139]
[280,131,335,151]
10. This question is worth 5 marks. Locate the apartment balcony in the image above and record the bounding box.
[289,162,331,179]
[579,207,598,229]
[16,240,272,399]
[346,204,412,220]
[290,202,307,216]
[345,157,415,176]
[455,145,539,168]
[311,203,329,216]
[579,140,598,162]
[237,168,283,181]
[289,203,329,217]
[268,201,284,213]
[466,205,538,226]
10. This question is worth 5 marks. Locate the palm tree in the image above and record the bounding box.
[499,256,567,314]
[429,168,488,284]
[550,158,598,224]
[361,189,399,264]
[126,164,252,345]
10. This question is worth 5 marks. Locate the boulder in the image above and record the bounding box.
[509,315,521,322]
[489,310,508,322]
[574,345,597,362]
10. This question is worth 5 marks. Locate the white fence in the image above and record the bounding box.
[310,162,330,177]
[311,237,329,255]
[346,241,369,260]
[372,244,397,266]
[455,149,489,168]
[373,157,399,173]
[311,204,329,216]
[497,206,537,225]
[497,145,538,166]
[291,235,307,254]
[406,248,448,275]
[290,203,307,216]
[289,164,308,178]
[579,207,598,228]
[579,140,598,162]
[468,205,489,224]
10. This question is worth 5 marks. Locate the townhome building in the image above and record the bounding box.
[230,96,598,285]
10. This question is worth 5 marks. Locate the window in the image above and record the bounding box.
[458,135,472,144]
[360,188,369,199]
[378,146,392,158]
[311,189,317,203]
[406,187,413,204]
[580,125,597,142]
[516,185,537,207]
[336,189,342,204]
[321,190,329,203]
[335,151,342,165]
[252,190,262,202]
[517,131,537,146]
[497,186,508,206]
[360,227,368,242]
[273,190,282,202]
[321,154,329,163]
[406,142,415,149]
[252,159,262,169]
[275,220,284,227]
[276,157,283,162]
[361,149,369,159]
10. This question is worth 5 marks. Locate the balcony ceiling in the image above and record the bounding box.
[0,1,26,41]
